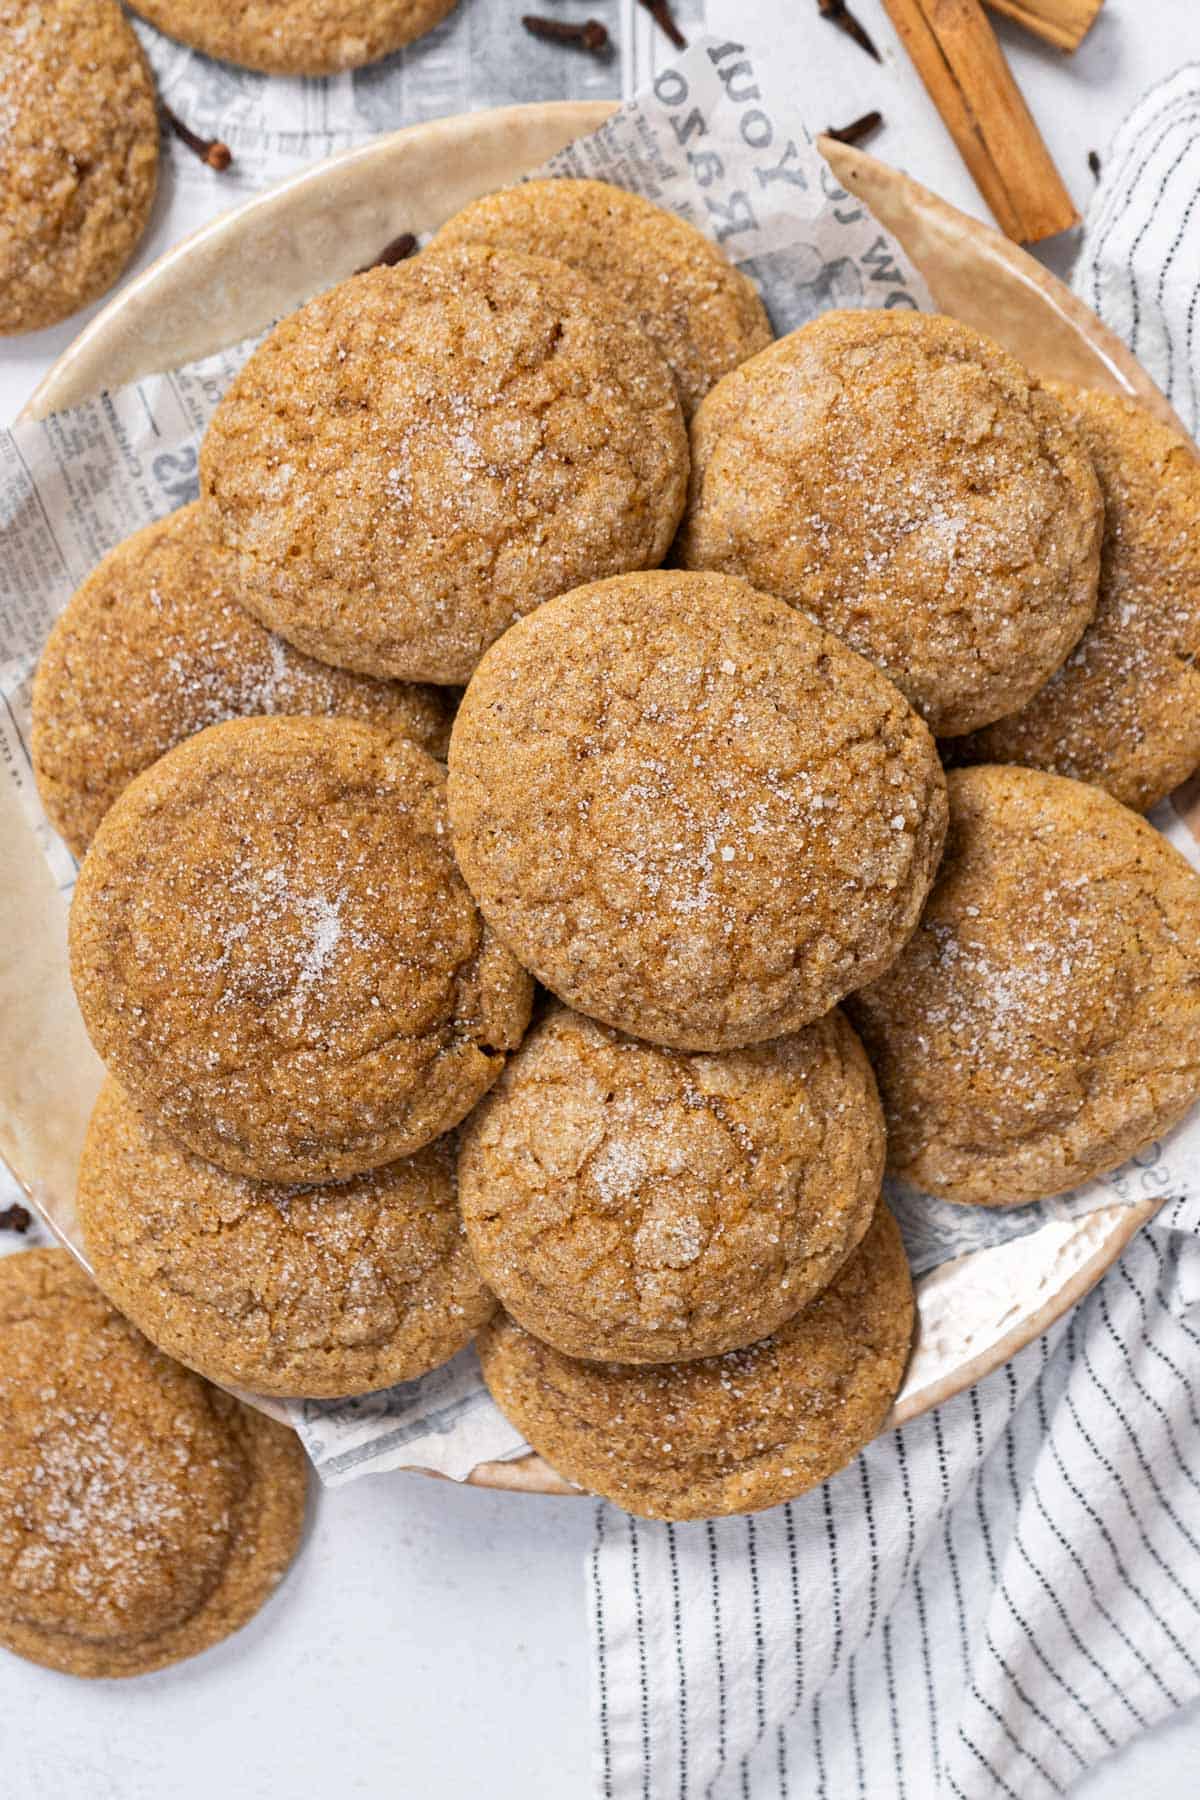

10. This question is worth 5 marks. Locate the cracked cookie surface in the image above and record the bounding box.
[33,502,450,857]
[458,1002,882,1362]
[677,310,1103,737]
[200,244,688,684]
[78,1080,494,1398]
[69,715,532,1182]
[478,1202,913,1519]
[0,1249,306,1677]
[433,177,773,419]
[448,571,947,1051]
[0,0,159,335]
[848,765,1200,1206]
[126,0,457,73]
[950,384,1200,812]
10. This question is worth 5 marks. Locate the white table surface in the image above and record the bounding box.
[3,3,1200,1794]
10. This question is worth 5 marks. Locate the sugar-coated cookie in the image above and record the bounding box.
[1,0,158,334]
[201,246,688,684]
[478,1204,913,1520]
[0,1250,307,1677]
[448,570,947,1050]
[678,310,1103,737]
[951,384,1200,812]
[126,0,457,74]
[848,765,1200,1205]
[32,503,450,857]
[459,1002,882,1362]
[433,178,773,418]
[69,716,532,1182]
[78,1080,494,1398]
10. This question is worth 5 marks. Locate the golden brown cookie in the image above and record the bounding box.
[478,1203,913,1520]
[126,0,457,73]
[32,503,451,858]
[448,570,947,1051]
[458,1002,882,1363]
[433,178,773,419]
[78,1079,494,1398]
[847,765,1200,1206]
[0,0,159,334]
[950,385,1200,812]
[0,1249,307,1678]
[677,310,1103,737]
[69,715,532,1182]
[201,245,688,685]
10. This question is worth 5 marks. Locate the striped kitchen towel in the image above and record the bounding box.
[1076,63,1200,436]
[588,69,1200,1800]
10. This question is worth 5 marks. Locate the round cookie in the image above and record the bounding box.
[32,502,451,858]
[677,309,1103,737]
[69,715,533,1182]
[477,1202,913,1520]
[448,570,948,1051]
[433,178,773,419]
[1,0,159,335]
[201,245,688,685]
[847,765,1200,1207]
[78,1079,494,1398]
[950,384,1200,812]
[0,1249,307,1678]
[458,1002,883,1362]
[126,0,457,73]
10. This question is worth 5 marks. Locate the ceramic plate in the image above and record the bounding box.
[9,102,1185,1498]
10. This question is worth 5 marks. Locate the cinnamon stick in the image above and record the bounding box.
[984,0,1102,53]
[881,0,1078,242]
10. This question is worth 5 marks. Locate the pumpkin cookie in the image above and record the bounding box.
[78,1079,493,1398]
[69,715,532,1182]
[677,310,1103,737]
[201,245,688,685]
[433,178,773,418]
[848,765,1200,1206]
[478,1203,913,1520]
[32,503,450,858]
[458,1002,882,1362]
[951,385,1200,812]
[448,571,947,1051]
[0,1249,307,1678]
[126,0,457,73]
[0,0,159,334]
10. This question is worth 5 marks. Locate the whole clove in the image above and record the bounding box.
[161,101,232,171]
[523,14,610,53]
[817,0,883,63]
[0,1204,32,1234]
[355,231,419,275]
[637,0,687,51]
[825,109,885,146]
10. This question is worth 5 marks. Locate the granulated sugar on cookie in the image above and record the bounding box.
[69,716,532,1182]
[0,0,158,333]
[32,502,449,857]
[678,310,1103,737]
[459,1002,883,1363]
[849,765,1200,1206]
[952,384,1200,812]
[449,570,947,1051]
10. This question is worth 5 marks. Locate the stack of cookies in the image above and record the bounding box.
[28,177,1200,1533]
